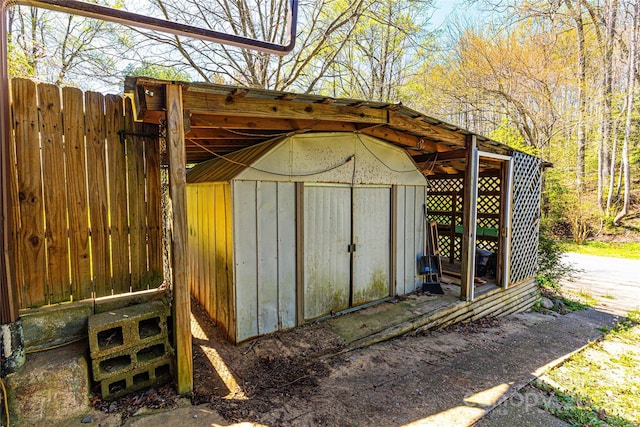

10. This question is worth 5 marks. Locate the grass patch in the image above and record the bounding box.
[562,240,640,259]
[534,310,640,426]
[569,289,599,306]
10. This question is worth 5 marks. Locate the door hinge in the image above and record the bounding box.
[347,243,357,253]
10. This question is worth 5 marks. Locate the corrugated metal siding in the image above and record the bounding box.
[187,133,429,186]
[233,181,297,342]
[187,183,235,341]
[352,187,391,305]
[303,185,352,320]
[395,186,427,295]
[186,137,285,183]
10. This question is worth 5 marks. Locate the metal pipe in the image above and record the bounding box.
[0,0,299,321]
[5,0,299,54]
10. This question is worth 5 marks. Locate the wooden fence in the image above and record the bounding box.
[9,78,163,309]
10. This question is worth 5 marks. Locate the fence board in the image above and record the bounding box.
[11,79,163,308]
[12,79,46,307]
[85,91,111,297]
[144,123,162,287]
[63,87,92,301]
[125,99,147,291]
[38,83,70,303]
[105,95,130,294]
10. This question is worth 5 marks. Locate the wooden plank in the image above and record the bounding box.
[460,135,479,302]
[188,114,358,132]
[388,111,466,147]
[85,91,111,298]
[63,87,92,301]
[105,94,130,294]
[182,91,388,124]
[125,99,147,291]
[360,126,439,152]
[12,79,46,307]
[166,84,192,394]
[144,122,162,288]
[38,83,70,303]
[233,181,258,340]
[6,79,22,319]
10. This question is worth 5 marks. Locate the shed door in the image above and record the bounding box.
[352,186,391,305]
[303,185,390,321]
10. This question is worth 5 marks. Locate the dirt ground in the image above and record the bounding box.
[91,297,556,426]
[185,299,541,426]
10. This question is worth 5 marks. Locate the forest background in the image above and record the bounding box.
[7,0,640,243]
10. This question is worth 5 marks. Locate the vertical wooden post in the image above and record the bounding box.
[165,84,192,394]
[0,8,19,324]
[460,135,479,302]
[501,158,514,289]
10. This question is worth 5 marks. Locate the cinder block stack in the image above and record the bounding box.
[88,300,174,399]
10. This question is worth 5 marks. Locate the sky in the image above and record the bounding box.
[430,0,489,29]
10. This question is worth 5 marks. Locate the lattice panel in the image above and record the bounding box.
[479,176,501,192]
[428,177,463,193]
[477,239,498,253]
[509,152,543,284]
[438,234,452,259]
[430,214,452,225]
[477,195,500,215]
[427,194,453,212]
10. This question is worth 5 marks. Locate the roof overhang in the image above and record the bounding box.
[124,77,520,176]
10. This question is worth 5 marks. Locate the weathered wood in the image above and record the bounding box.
[144,122,162,288]
[388,112,466,147]
[106,95,130,294]
[5,79,21,321]
[460,135,479,301]
[125,99,147,291]
[85,91,111,298]
[63,86,92,301]
[360,126,439,152]
[166,84,193,394]
[441,270,486,285]
[188,114,358,132]
[38,83,70,303]
[182,91,388,124]
[12,79,46,307]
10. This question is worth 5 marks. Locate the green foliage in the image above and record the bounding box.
[122,63,191,82]
[488,118,540,156]
[536,220,577,289]
[562,240,640,259]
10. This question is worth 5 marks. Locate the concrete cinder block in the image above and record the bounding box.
[88,300,169,359]
[91,337,173,381]
[100,356,174,400]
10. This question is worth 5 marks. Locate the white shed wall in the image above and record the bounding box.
[233,180,297,342]
[395,186,428,295]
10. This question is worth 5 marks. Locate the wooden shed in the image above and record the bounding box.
[186,132,429,342]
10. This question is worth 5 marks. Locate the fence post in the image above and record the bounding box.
[165,84,192,394]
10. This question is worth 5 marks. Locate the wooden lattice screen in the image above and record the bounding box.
[509,151,542,284]
[9,79,163,309]
[427,174,501,262]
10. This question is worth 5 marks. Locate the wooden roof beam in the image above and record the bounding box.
[182,90,388,124]
[388,111,466,147]
[358,126,440,152]
[413,149,467,163]
[188,114,358,132]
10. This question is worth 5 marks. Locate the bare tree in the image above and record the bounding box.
[131,0,380,91]
[614,0,638,224]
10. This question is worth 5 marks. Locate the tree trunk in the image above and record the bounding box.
[598,0,619,210]
[565,0,587,191]
[614,0,638,224]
